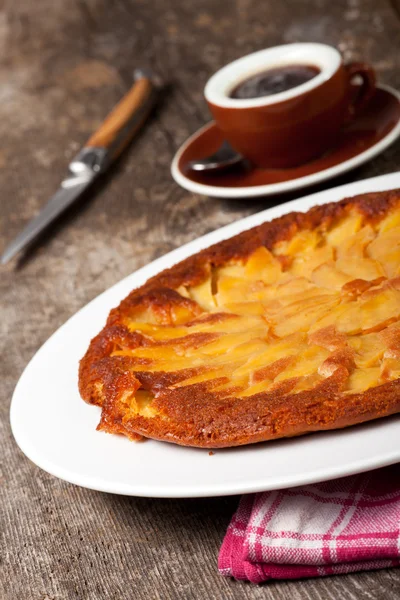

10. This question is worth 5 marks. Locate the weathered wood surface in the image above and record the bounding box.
[1,0,400,598]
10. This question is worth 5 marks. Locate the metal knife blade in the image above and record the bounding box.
[1,68,157,265]
[1,173,95,265]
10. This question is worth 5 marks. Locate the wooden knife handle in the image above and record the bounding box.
[85,69,156,160]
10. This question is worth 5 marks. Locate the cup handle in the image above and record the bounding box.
[344,62,376,120]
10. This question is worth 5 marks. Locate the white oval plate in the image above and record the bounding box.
[11,172,400,498]
[171,85,400,199]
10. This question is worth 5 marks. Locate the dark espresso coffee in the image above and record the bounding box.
[230,64,320,100]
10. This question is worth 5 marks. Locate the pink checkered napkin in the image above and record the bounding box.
[219,465,400,583]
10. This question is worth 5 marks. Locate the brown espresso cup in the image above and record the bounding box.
[205,44,376,169]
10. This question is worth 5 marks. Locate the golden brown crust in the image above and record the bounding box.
[79,189,400,448]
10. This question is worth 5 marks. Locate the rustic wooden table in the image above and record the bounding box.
[2,1,400,598]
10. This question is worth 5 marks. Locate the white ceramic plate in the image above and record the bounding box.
[171,85,400,199]
[11,172,400,498]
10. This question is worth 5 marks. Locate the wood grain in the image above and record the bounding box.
[85,75,154,154]
[1,0,400,598]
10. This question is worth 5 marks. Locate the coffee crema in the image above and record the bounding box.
[230,64,320,100]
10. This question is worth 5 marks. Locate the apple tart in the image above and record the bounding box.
[79,190,400,447]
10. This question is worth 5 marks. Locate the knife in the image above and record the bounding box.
[1,68,157,264]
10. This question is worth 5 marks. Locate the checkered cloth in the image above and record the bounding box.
[219,465,400,583]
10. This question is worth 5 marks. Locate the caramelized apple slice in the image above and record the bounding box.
[223,302,266,316]
[273,296,340,337]
[274,229,320,257]
[348,331,385,368]
[276,276,315,296]
[367,227,400,278]
[335,257,385,282]
[377,209,400,232]
[289,245,334,278]
[346,367,381,392]
[244,246,282,284]
[274,345,330,382]
[335,288,400,334]
[189,277,216,311]
[335,224,375,260]
[380,356,400,381]
[325,211,363,246]
[231,333,305,380]
[214,275,253,306]
[311,261,353,290]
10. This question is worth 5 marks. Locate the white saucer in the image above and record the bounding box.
[171,85,400,198]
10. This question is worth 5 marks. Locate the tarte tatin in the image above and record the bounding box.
[79,190,400,447]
